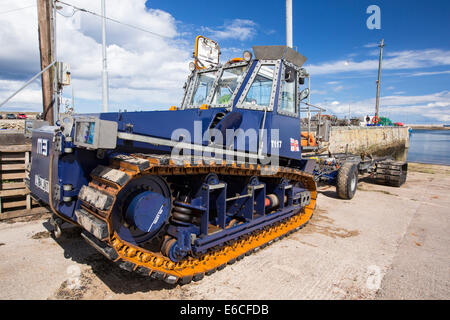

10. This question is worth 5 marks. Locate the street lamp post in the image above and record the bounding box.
[101,0,109,112]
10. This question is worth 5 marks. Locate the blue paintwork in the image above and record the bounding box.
[29,127,55,205]
[94,59,302,161]
[29,57,316,263]
[314,169,338,185]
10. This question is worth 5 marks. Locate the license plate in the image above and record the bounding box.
[35,175,49,193]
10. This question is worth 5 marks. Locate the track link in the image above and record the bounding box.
[374,160,408,187]
[77,154,317,285]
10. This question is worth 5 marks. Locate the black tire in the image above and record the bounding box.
[336,162,358,199]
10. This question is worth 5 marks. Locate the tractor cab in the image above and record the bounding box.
[179,36,311,163]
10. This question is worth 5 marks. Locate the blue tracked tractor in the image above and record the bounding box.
[27,37,327,284]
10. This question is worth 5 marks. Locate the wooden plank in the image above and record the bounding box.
[0,145,31,152]
[0,163,25,171]
[1,198,37,209]
[2,200,27,209]
[0,182,25,190]
[0,188,30,197]
[0,153,26,161]
[0,207,50,221]
[0,172,26,180]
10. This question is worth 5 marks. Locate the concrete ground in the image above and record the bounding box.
[0,163,449,300]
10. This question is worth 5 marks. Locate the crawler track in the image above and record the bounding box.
[75,153,317,285]
[374,160,408,187]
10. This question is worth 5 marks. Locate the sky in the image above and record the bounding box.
[0,0,449,124]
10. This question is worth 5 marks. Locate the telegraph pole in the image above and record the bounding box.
[37,0,55,124]
[375,38,384,118]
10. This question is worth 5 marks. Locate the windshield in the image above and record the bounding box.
[210,65,247,106]
[189,71,217,106]
[242,65,275,108]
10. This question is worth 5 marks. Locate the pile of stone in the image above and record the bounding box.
[0,120,25,131]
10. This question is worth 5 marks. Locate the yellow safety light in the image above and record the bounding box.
[229,57,244,63]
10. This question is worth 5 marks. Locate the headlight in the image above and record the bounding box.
[243,50,252,62]
[189,62,196,71]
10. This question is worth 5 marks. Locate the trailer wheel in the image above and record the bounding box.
[336,162,358,199]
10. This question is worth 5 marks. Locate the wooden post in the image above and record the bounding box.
[37,0,55,125]
[25,151,31,210]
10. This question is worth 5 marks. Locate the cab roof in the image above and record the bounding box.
[252,46,307,67]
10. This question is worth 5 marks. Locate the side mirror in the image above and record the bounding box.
[299,88,310,101]
[285,70,294,83]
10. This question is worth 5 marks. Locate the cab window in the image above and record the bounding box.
[211,66,247,106]
[242,65,275,109]
[278,66,297,114]
[189,71,217,106]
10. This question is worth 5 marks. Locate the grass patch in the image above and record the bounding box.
[408,163,450,175]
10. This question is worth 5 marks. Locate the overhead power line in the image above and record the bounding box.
[55,0,174,40]
[0,4,36,16]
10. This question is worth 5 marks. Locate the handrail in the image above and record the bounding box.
[0,61,56,109]
[299,101,327,148]
[300,101,326,112]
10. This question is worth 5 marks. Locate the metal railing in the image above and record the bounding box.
[300,101,326,147]
[0,61,56,109]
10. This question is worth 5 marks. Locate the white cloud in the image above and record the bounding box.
[0,79,42,111]
[324,81,345,92]
[367,49,380,56]
[220,47,247,61]
[203,19,257,41]
[408,70,450,77]
[333,85,345,92]
[0,1,261,113]
[320,91,450,122]
[363,42,379,48]
[306,49,450,75]
[384,49,450,68]
[0,0,192,113]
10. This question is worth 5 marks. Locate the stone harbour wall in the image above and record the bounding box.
[327,126,410,161]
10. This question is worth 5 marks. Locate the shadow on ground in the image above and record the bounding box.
[317,176,393,200]
[317,190,340,199]
[41,220,176,298]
